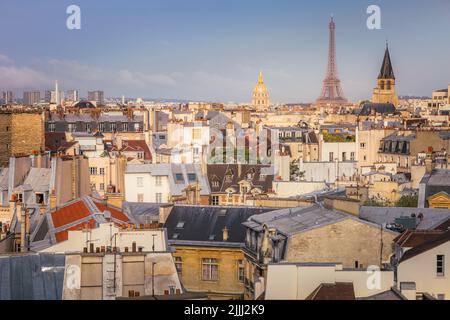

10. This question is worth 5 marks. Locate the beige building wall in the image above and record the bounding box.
[285,219,397,268]
[398,241,450,300]
[63,252,182,300]
[358,128,393,172]
[173,246,245,299]
[265,263,394,300]
[0,112,45,167]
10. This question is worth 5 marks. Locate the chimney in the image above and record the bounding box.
[9,194,17,222]
[106,193,124,209]
[222,226,229,242]
[425,157,434,173]
[159,204,174,224]
[49,191,57,209]
[19,205,30,253]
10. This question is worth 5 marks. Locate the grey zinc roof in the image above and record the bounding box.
[245,204,349,236]
[359,206,450,230]
[20,168,51,192]
[0,168,9,190]
[122,202,161,224]
[427,169,450,186]
[0,253,65,300]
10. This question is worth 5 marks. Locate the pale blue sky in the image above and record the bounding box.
[1,0,450,103]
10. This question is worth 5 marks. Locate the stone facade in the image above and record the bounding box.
[286,219,396,268]
[0,112,45,167]
[172,246,245,300]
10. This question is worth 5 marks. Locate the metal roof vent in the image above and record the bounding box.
[103,210,112,220]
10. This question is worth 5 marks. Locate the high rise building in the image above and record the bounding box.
[45,90,65,104]
[23,91,41,105]
[316,16,348,106]
[88,91,104,104]
[2,91,14,104]
[66,90,79,102]
[372,44,399,106]
[251,71,270,110]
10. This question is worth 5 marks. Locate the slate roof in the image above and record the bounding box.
[0,253,65,300]
[14,168,51,193]
[359,103,396,116]
[207,164,274,195]
[378,45,395,79]
[73,101,96,109]
[164,205,272,246]
[359,206,450,230]
[244,204,349,236]
[358,288,406,300]
[122,202,161,225]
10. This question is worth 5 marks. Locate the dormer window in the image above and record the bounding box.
[212,180,220,188]
[175,173,184,183]
[246,169,255,180]
[225,170,234,182]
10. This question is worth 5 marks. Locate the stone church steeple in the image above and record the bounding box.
[372,43,398,106]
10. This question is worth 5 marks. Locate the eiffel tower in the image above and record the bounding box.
[316,16,348,106]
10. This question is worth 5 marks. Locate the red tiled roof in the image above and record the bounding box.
[121,140,152,161]
[95,203,129,223]
[54,219,97,242]
[49,197,131,243]
[51,200,91,228]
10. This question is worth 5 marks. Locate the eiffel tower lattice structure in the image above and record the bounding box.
[316,16,348,106]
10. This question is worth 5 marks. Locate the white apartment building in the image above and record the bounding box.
[124,163,210,203]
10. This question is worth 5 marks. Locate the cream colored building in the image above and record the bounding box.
[265,262,394,300]
[397,233,450,300]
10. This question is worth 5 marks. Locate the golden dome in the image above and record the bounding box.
[252,71,270,109]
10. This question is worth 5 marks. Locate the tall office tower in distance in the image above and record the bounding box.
[55,80,59,105]
[316,16,348,106]
[2,91,14,104]
[251,71,270,110]
[88,90,104,104]
[23,91,41,105]
[372,43,399,106]
[66,90,79,102]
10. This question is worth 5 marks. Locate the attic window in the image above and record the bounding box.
[212,180,220,188]
[187,173,197,182]
[175,173,184,183]
[225,170,233,182]
[36,193,45,205]
[172,233,180,239]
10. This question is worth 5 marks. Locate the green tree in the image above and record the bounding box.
[395,195,418,208]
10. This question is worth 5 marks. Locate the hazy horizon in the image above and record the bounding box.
[1,0,450,103]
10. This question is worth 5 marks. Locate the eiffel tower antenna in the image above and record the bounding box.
[316,16,348,106]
